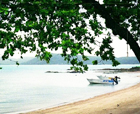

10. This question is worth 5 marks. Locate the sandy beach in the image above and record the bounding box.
[24,75,140,114]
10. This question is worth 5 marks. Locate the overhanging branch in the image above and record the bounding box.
[82,0,140,63]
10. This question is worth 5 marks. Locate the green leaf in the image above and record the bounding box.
[112,60,120,66]
[16,61,19,65]
[98,31,103,35]
[71,58,77,65]
[14,27,20,32]
[95,51,100,56]
[92,60,98,65]
[4,11,8,15]
[83,65,88,71]
[82,55,89,61]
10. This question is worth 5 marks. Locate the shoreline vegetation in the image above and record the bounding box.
[23,72,140,114]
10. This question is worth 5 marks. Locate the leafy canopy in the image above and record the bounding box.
[0,0,139,72]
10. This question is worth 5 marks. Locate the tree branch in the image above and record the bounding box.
[82,0,140,63]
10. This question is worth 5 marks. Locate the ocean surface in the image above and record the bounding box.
[0,64,140,114]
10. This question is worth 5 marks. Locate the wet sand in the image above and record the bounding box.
[24,76,140,114]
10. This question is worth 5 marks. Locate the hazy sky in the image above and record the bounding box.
[111,36,135,57]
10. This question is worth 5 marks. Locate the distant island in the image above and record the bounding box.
[0,53,139,65]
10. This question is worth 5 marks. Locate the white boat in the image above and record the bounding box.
[87,78,114,84]
[87,76,115,84]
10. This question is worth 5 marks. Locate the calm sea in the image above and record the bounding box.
[0,65,140,114]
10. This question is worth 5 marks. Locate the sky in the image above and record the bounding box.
[111,36,135,57]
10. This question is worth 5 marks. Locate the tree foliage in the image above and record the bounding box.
[0,0,140,72]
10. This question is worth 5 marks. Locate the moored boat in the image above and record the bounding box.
[87,75,120,85]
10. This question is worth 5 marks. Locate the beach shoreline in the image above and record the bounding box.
[23,74,140,114]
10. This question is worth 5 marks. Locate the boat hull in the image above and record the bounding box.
[87,79,114,84]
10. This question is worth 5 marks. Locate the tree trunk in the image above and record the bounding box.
[82,0,140,63]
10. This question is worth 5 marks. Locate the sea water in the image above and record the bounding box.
[0,65,140,114]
